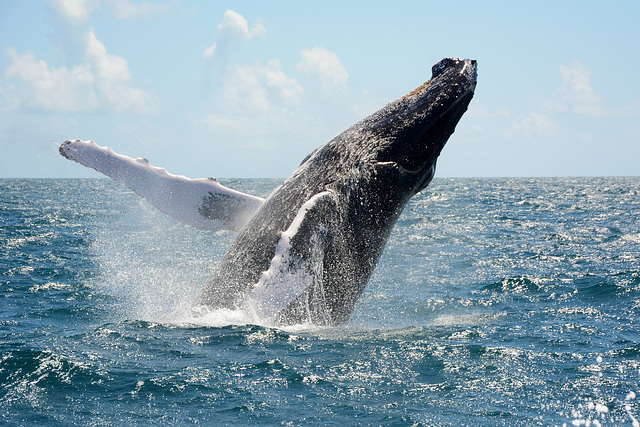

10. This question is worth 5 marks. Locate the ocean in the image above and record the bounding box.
[1,177,639,426]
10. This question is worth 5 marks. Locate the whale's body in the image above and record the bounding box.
[199,58,477,324]
[60,58,477,326]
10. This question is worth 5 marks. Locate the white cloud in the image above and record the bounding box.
[550,61,604,116]
[85,31,156,113]
[505,61,612,140]
[86,31,130,81]
[506,113,558,139]
[0,0,156,113]
[297,47,348,94]
[197,11,363,155]
[49,0,95,25]
[200,10,302,145]
[2,48,98,112]
[48,0,170,22]
[106,0,171,19]
[262,60,304,105]
[203,44,217,59]
[215,59,302,113]
[197,60,314,152]
[218,9,266,39]
[204,10,266,59]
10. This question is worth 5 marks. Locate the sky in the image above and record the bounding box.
[0,0,638,178]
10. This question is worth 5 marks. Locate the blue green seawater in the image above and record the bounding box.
[1,177,639,426]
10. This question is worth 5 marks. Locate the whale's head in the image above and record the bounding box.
[369,57,477,195]
[293,57,477,226]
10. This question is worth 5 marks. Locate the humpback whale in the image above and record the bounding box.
[60,57,477,326]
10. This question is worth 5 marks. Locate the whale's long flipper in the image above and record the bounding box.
[243,190,351,325]
[59,139,264,230]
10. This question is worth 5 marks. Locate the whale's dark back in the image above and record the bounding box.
[198,58,477,325]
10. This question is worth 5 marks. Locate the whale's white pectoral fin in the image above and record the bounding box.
[245,191,341,324]
[59,139,265,230]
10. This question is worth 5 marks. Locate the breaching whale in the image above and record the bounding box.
[60,57,477,326]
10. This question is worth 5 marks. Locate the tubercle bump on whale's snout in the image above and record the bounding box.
[431,58,477,80]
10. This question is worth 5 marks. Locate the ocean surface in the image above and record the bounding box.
[1,177,639,426]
